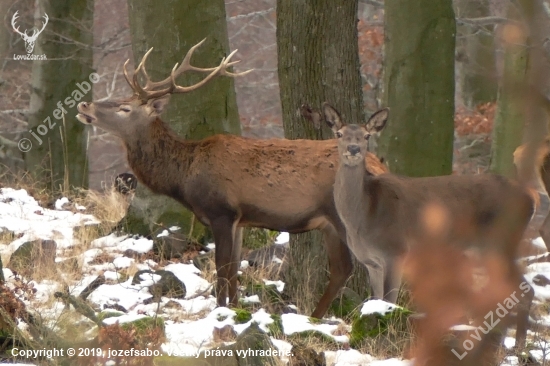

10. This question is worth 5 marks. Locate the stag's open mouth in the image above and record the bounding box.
[76,113,95,124]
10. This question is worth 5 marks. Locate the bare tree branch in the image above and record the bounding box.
[457,16,510,26]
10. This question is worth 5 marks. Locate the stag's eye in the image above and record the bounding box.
[335,131,343,138]
[119,106,131,113]
[364,134,371,140]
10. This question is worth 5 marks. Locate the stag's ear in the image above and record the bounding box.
[365,108,389,134]
[148,95,171,116]
[322,102,343,132]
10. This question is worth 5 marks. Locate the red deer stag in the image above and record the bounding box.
[322,102,535,348]
[76,40,388,317]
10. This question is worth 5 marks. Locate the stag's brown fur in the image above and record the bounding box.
[127,117,386,232]
[75,41,387,317]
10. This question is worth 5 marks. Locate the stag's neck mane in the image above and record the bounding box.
[123,117,198,197]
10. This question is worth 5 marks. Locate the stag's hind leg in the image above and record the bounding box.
[210,216,241,308]
[311,224,353,319]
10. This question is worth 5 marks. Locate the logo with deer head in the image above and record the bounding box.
[11,11,48,54]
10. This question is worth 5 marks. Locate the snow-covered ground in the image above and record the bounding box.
[1,187,550,365]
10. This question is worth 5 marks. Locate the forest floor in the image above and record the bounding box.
[0,184,550,365]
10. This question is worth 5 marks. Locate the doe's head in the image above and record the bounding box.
[322,103,389,167]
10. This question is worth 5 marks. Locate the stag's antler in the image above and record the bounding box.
[123,38,252,100]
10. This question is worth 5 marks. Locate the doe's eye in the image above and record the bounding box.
[335,131,343,138]
[364,134,371,140]
[119,106,131,112]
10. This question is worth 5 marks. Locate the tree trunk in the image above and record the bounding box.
[277,0,370,314]
[489,25,528,177]
[122,0,241,237]
[26,0,93,191]
[379,0,456,177]
[456,0,497,109]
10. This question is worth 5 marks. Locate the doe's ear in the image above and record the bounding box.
[148,95,171,116]
[322,102,343,132]
[365,107,389,134]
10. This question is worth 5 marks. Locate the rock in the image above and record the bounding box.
[289,343,326,366]
[232,322,279,366]
[247,244,287,269]
[153,231,192,259]
[533,274,550,287]
[132,269,186,300]
[193,250,215,272]
[213,324,237,342]
[114,172,138,195]
[9,239,57,275]
[194,323,279,366]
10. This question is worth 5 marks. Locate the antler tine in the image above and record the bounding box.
[123,47,156,97]
[122,58,134,91]
[130,47,173,99]
[141,38,216,91]
[169,59,225,94]
[122,40,253,99]
[216,49,254,77]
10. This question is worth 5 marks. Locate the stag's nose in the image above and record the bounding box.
[79,102,89,109]
[347,145,360,156]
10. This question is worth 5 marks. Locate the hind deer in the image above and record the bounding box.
[322,102,535,348]
[76,39,388,318]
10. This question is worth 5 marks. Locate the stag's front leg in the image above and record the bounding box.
[210,216,237,307]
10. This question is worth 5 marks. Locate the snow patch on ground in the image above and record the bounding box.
[361,299,401,316]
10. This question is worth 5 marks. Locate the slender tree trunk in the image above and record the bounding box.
[26,0,93,191]
[489,24,528,177]
[491,0,548,179]
[456,0,497,109]
[123,0,241,237]
[277,0,370,314]
[379,0,456,177]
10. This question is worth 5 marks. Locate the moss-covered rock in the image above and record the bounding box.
[349,301,412,349]
[329,287,363,319]
[266,314,283,337]
[97,310,125,322]
[233,308,252,324]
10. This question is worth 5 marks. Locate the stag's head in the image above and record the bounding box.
[323,103,389,167]
[12,11,48,54]
[76,39,251,139]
